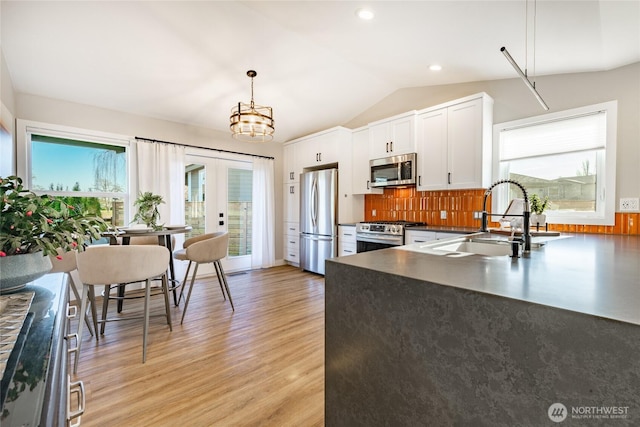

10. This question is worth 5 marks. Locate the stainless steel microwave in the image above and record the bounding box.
[370,153,417,188]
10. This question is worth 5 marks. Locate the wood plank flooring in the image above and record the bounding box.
[70,265,325,426]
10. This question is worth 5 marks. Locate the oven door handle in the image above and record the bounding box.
[356,234,403,242]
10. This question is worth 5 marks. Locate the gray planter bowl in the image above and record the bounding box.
[0,252,53,293]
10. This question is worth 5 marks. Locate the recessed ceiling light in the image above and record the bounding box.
[356,8,375,20]
[429,64,442,71]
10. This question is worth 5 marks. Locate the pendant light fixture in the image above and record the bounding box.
[230,70,275,142]
[501,0,549,110]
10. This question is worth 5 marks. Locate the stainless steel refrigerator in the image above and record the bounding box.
[300,168,338,275]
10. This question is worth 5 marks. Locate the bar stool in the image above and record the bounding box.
[173,232,234,324]
[74,245,172,372]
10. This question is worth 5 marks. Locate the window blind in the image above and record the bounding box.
[499,112,606,161]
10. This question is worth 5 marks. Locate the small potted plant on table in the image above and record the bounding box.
[132,192,165,230]
[529,193,549,230]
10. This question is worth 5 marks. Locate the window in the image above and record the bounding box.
[17,121,130,227]
[493,101,617,225]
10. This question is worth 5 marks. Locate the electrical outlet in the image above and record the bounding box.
[372,209,377,217]
[440,210,447,220]
[620,198,640,211]
[473,211,483,220]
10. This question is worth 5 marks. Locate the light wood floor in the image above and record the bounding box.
[70,265,325,426]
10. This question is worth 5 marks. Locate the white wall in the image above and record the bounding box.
[344,62,640,202]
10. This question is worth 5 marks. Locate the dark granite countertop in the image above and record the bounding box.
[1,273,67,426]
[328,233,640,326]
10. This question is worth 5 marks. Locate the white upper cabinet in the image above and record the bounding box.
[416,93,493,191]
[283,143,299,182]
[295,127,350,168]
[368,111,417,160]
[351,127,383,195]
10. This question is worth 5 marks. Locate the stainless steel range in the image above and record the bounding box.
[355,221,425,253]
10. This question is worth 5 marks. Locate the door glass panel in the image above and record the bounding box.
[227,168,252,257]
[184,163,206,239]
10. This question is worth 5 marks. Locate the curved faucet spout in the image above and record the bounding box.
[481,179,532,252]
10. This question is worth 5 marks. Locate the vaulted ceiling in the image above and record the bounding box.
[2,1,639,142]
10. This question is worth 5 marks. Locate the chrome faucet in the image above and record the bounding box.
[480,179,532,252]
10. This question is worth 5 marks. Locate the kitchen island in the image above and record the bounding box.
[325,233,640,426]
[0,273,70,426]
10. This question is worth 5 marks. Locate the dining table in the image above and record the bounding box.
[104,225,193,311]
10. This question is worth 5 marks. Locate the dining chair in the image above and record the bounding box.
[74,245,172,373]
[173,232,234,324]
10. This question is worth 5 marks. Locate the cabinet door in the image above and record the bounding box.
[369,122,391,160]
[283,143,299,182]
[388,115,416,155]
[352,128,382,194]
[447,98,483,189]
[298,132,340,167]
[283,182,299,223]
[416,108,448,191]
[369,114,416,160]
[405,230,437,244]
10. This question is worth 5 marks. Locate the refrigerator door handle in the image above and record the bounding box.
[311,177,318,227]
[301,234,334,242]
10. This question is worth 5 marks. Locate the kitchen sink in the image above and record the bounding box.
[397,233,516,258]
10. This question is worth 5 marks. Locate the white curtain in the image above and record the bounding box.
[136,140,186,226]
[251,157,275,269]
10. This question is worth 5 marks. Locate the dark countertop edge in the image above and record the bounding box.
[327,233,640,327]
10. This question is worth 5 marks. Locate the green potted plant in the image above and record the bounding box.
[529,193,549,227]
[0,176,109,292]
[132,191,165,230]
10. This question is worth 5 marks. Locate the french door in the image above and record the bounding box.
[184,155,253,272]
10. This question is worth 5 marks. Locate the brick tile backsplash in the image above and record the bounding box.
[364,188,639,235]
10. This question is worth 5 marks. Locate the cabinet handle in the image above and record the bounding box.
[415,240,426,243]
[319,152,322,162]
[418,176,422,186]
[389,141,393,152]
[344,233,353,236]
[67,375,86,426]
[386,142,389,152]
[289,240,295,244]
[366,180,370,190]
[289,227,296,231]
[448,172,451,185]
[67,304,77,320]
[344,250,353,253]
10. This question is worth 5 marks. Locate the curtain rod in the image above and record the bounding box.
[134,136,275,160]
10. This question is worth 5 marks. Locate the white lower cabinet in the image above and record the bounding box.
[284,222,299,264]
[338,225,357,256]
[405,230,467,244]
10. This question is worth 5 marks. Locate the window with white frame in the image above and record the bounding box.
[17,121,131,227]
[493,101,617,225]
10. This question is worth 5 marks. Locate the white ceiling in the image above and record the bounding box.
[2,1,639,142]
